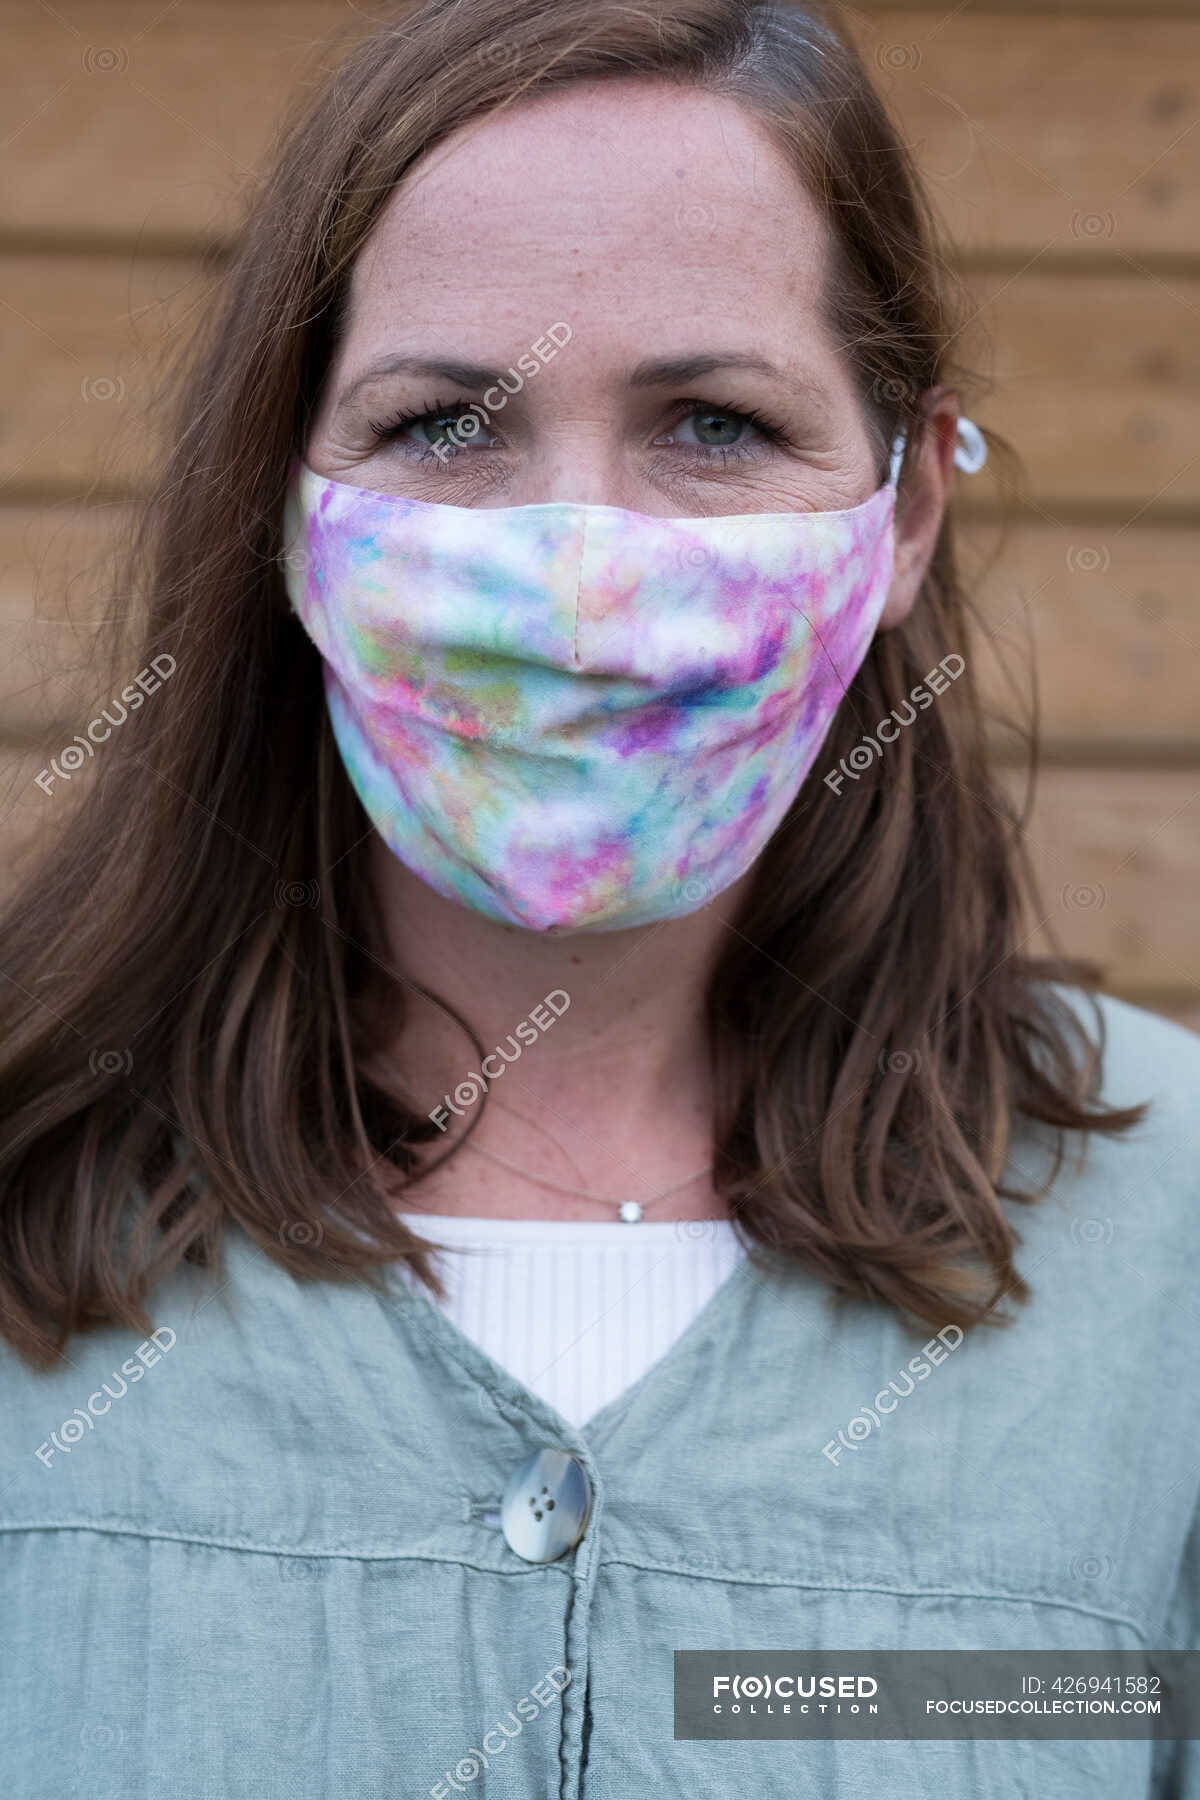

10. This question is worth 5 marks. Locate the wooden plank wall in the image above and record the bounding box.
[2,0,1197,1027]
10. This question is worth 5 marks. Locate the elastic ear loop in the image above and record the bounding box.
[888,415,988,485]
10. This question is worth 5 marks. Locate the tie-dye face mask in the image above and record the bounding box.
[280,452,899,933]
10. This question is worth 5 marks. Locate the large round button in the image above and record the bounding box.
[500,1448,592,1564]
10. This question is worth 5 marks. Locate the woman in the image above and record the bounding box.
[1,0,1196,1794]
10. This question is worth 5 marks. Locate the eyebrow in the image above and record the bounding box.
[334,350,828,410]
[337,356,507,406]
[627,351,806,391]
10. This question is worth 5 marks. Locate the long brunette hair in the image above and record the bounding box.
[0,0,1143,1366]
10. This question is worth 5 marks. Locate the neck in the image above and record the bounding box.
[367,838,752,1220]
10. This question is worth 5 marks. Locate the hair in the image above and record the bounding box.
[0,0,1144,1368]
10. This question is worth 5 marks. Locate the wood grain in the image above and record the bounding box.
[1,0,1195,1017]
[1,5,1196,258]
[964,516,1200,748]
[998,766,1200,991]
[847,10,1200,258]
[958,269,1200,513]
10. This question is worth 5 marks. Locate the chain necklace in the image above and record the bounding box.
[460,1138,714,1223]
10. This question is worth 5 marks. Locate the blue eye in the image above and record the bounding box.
[363,397,790,466]
[674,408,751,447]
[366,399,493,459]
[659,402,789,461]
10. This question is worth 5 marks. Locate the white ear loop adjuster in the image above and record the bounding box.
[888,414,988,486]
[953,416,988,473]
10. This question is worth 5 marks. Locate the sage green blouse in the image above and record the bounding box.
[1,988,1198,1798]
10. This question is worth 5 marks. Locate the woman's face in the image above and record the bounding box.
[306,79,893,522]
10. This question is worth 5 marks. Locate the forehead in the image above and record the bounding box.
[343,79,830,357]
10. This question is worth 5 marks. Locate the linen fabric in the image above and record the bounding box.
[1,990,1198,1797]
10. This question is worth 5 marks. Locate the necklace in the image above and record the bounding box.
[460,1138,714,1223]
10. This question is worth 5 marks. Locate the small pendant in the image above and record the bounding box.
[618,1200,643,1223]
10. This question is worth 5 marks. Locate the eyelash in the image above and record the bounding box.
[363,396,793,466]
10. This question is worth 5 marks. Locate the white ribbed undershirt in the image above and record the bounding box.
[395,1213,746,1427]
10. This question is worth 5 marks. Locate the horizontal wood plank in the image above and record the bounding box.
[0,253,217,493]
[964,516,1200,747]
[0,501,141,737]
[0,5,1197,259]
[958,269,1200,513]
[0,2,359,249]
[847,11,1200,259]
[2,253,1198,514]
[998,766,1200,992]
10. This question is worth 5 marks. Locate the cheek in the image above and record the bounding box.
[306,440,387,487]
[736,466,877,516]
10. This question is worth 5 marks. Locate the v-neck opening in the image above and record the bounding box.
[383,1228,777,1451]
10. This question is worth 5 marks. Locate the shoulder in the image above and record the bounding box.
[1049,986,1200,1225]
[1010,983,1200,1304]
[1055,983,1200,1114]
[0,1246,210,1508]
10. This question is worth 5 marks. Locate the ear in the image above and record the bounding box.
[876,387,960,630]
